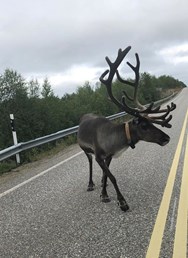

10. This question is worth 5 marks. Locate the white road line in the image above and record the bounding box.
[0,151,83,199]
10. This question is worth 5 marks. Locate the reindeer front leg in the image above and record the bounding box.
[101,157,111,187]
[96,155,129,212]
[101,172,110,203]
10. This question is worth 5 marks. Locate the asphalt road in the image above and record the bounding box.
[0,88,188,258]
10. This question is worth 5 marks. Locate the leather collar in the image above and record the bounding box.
[125,122,135,149]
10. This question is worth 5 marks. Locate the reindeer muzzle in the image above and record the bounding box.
[159,135,170,146]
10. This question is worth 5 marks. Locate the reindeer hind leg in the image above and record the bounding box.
[84,152,95,191]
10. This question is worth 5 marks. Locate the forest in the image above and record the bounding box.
[0,68,186,169]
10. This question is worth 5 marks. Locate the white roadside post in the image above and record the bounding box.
[10,114,20,164]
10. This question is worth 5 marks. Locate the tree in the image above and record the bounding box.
[158,75,186,89]
[139,73,160,103]
[0,69,27,102]
[0,69,29,149]
[41,78,54,98]
[28,79,40,98]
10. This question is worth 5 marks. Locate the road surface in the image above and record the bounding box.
[0,88,188,258]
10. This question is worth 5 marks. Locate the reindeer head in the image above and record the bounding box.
[99,46,176,147]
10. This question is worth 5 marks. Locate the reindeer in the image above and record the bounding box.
[77,46,176,212]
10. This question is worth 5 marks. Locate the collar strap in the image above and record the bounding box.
[125,122,135,149]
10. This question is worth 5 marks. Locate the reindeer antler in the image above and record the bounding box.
[145,102,176,128]
[100,47,132,111]
[99,46,176,128]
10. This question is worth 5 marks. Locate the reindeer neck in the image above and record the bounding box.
[123,120,139,148]
[110,121,139,150]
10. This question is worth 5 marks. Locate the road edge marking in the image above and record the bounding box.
[172,134,188,258]
[146,109,188,258]
[0,151,83,199]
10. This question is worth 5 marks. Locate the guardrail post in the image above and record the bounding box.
[10,114,20,164]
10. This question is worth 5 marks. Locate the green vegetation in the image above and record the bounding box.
[0,68,186,173]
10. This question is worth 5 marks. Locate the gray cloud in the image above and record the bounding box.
[0,0,187,96]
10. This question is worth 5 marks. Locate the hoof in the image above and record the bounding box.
[118,201,129,212]
[120,204,129,212]
[100,195,111,203]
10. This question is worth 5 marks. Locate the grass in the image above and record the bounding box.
[0,161,17,175]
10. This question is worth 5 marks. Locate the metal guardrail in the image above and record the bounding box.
[0,125,79,162]
[0,93,176,162]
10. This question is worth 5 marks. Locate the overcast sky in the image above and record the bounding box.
[0,0,188,96]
